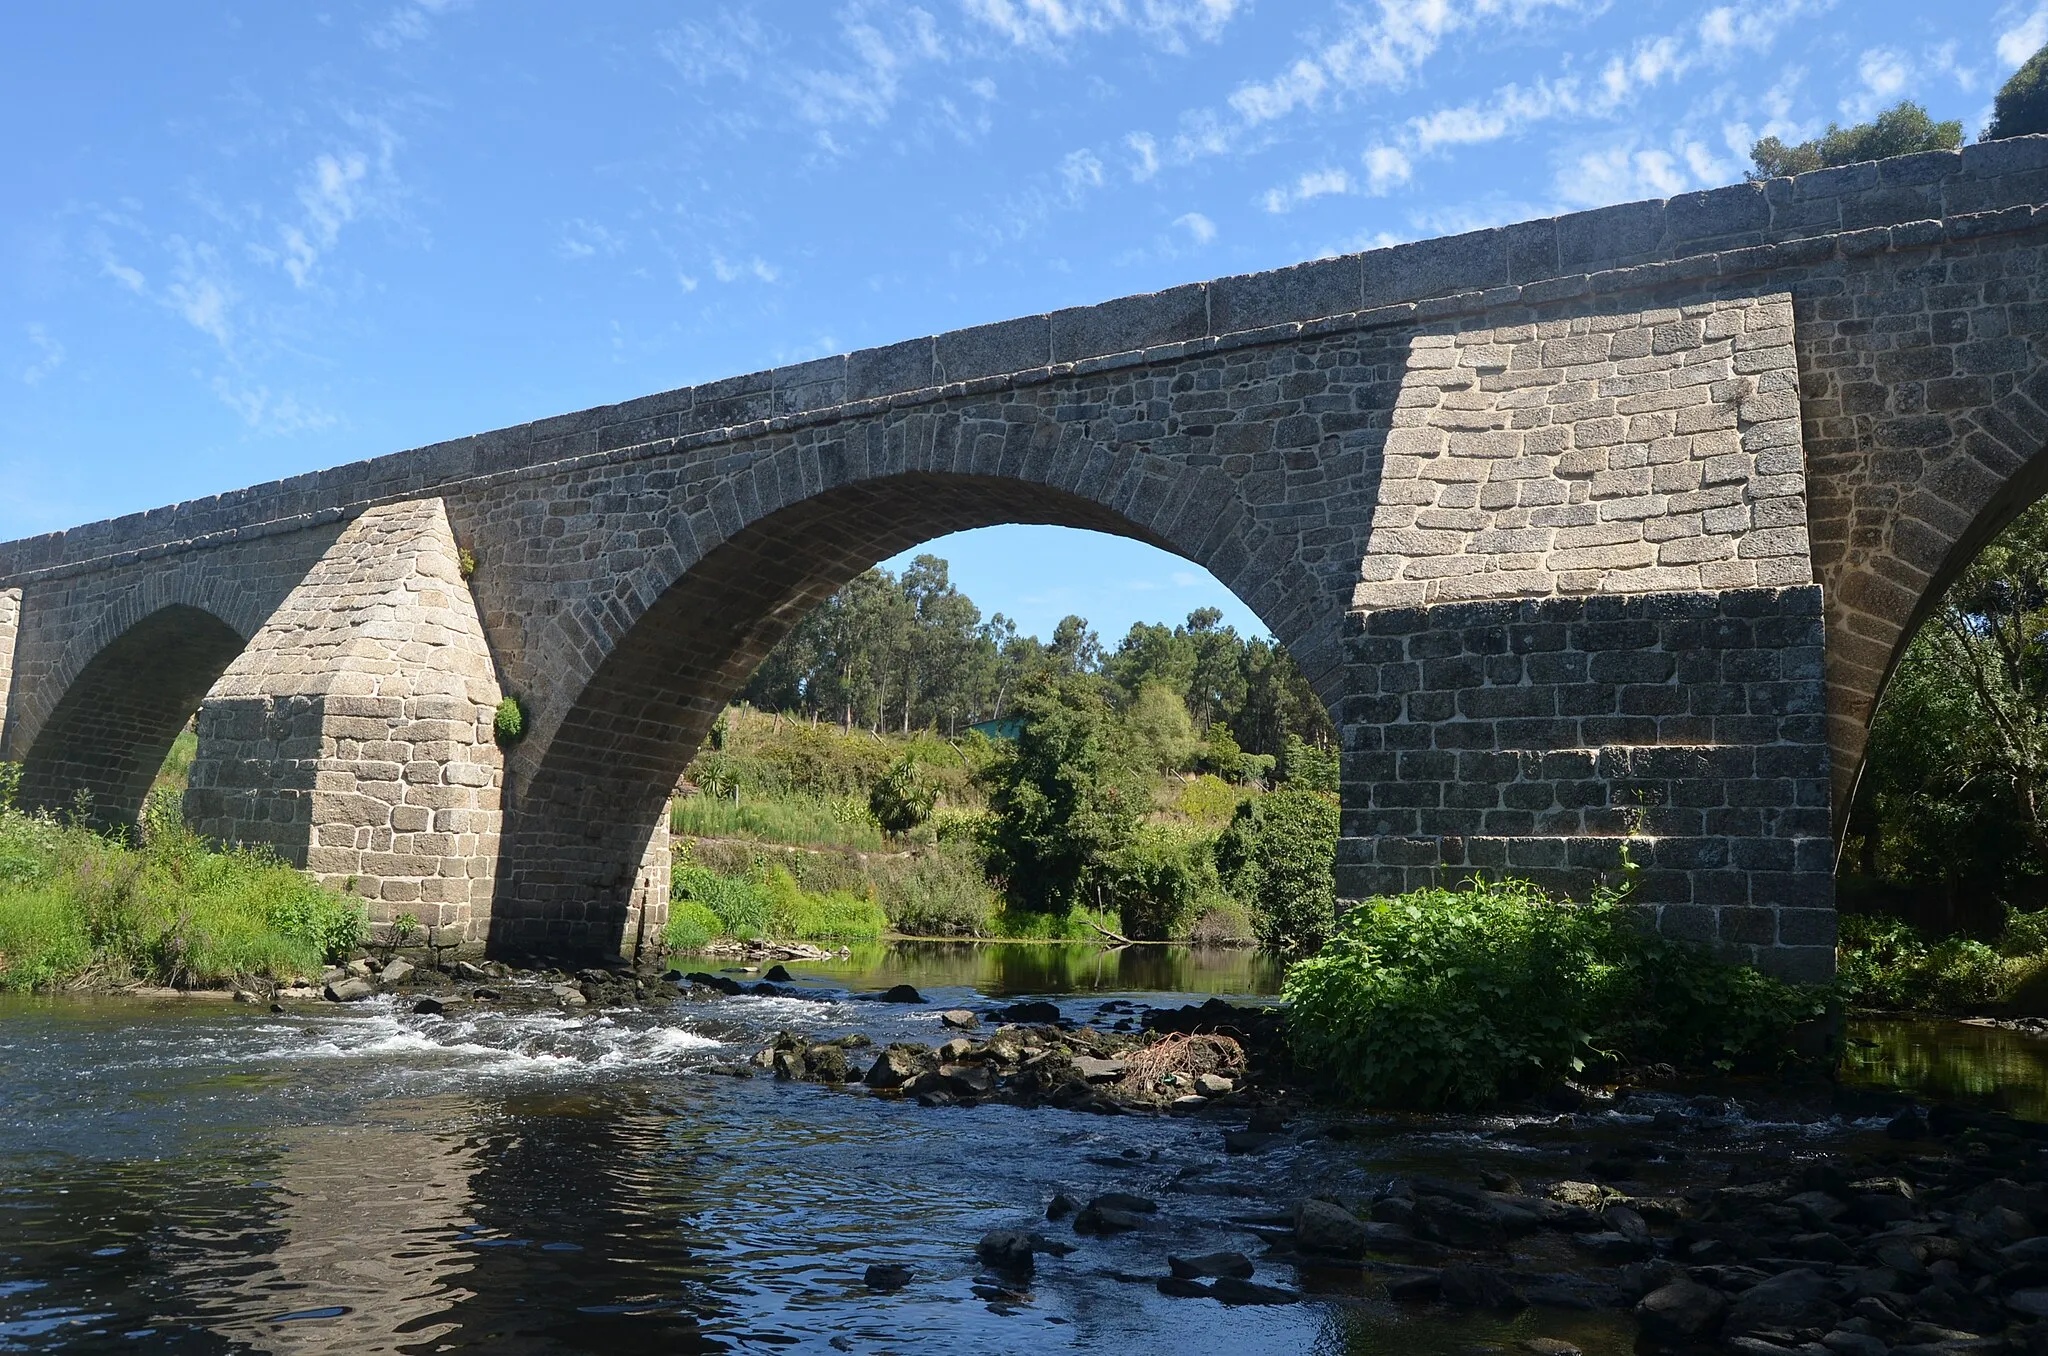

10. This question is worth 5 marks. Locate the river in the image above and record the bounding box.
[2,943,2040,1354]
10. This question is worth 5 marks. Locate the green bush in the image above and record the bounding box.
[493,697,526,744]
[1283,879,1823,1109]
[881,841,998,937]
[665,899,724,951]
[672,863,772,940]
[988,902,1125,941]
[0,804,362,990]
[979,684,1147,913]
[1987,42,2048,140]
[868,754,937,839]
[1101,824,1217,941]
[1838,913,2026,1012]
[1276,734,1339,793]
[1215,787,1339,954]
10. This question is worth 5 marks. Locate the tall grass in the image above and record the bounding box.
[670,793,887,851]
[666,859,887,951]
[0,791,365,991]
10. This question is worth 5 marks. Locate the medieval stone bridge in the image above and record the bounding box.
[5,139,2048,980]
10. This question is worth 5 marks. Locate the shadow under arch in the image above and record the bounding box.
[16,603,247,833]
[488,470,1344,962]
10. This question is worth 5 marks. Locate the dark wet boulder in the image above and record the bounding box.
[1385,1270,1440,1302]
[878,984,924,1004]
[1074,1205,1150,1235]
[412,996,446,1015]
[764,964,793,982]
[1089,1192,1157,1214]
[862,1043,936,1089]
[1439,1264,1525,1311]
[807,1044,852,1082]
[1168,1251,1253,1280]
[1046,1192,1080,1221]
[1636,1278,1727,1342]
[1155,1275,1210,1299]
[864,1263,912,1290]
[1724,1267,1837,1337]
[995,1000,1060,1024]
[1211,1277,1298,1305]
[1296,1198,1369,1258]
[976,1230,1036,1273]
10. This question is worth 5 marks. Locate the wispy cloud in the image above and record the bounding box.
[211,377,337,435]
[963,0,1241,54]
[20,325,65,385]
[712,254,781,283]
[1845,47,1911,118]
[1998,5,2048,68]
[558,219,626,260]
[1259,166,1350,213]
[1363,144,1412,193]
[1173,210,1215,244]
[366,0,468,51]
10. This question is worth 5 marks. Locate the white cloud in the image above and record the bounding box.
[21,325,65,385]
[1060,147,1106,200]
[963,0,1241,53]
[558,219,625,261]
[1363,144,1412,193]
[1127,131,1160,181]
[366,0,467,50]
[165,239,237,349]
[1845,47,1911,118]
[102,259,146,293]
[1998,6,2048,68]
[658,9,772,83]
[211,378,336,435]
[712,255,781,283]
[1260,167,1351,213]
[1697,2,1804,53]
[1556,143,1697,208]
[1173,211,1215,244]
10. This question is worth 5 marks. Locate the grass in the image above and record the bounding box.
[671,793,888,851]
[0,790,365,991]
[666,859,888,952]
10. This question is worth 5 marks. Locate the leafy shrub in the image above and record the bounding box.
[1276,735,1339,793]
[1168,773,1247,829]
[1284,879,1823,1109]
[665,899,724,951]
[1838,913,2025,1012]
[868,755,937,839]
[493,697,526,744]
[1185,890,1256,945]
[988,903,1125,941]
[1101,824,1217,941]
[881,842,997,937]
[672,863,771,939]
[979,684,1147,913]
[1215,787,1339,954]
[1987,41,2048,140]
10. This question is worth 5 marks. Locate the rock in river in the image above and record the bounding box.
[940,1010,979,1030]
[1168,1251,1254,1280]
[878,984,924,1004]
[324,976,374,1003]
[378,957,414,985]
[864,1263,912,1290]
[1635,1278,1727,1343]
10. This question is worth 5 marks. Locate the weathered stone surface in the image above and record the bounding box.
[7,145,2048,966]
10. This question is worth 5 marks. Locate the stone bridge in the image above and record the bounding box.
[5,139,2048,980]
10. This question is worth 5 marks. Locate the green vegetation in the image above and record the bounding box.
[1748,100,1964,180]
[1216,787,1340,954]
[1283,879,1825,1109]
[493,697,526,743]
[1987,41,2048,141]
[670,793,887,851]
[1837,913,2048,1014]
[0,783,364,992]
[1843,499,2048,939]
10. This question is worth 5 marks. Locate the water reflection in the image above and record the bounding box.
[768,941,1285,1000]
[1841,1018,2048,1121]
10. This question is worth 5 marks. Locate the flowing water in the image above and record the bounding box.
[0,943,2037,1355]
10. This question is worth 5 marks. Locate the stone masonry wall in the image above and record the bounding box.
[1360,295,1810,608]
[1340,585,1834,981]
[0,588,17,763]
[185,500,503,938]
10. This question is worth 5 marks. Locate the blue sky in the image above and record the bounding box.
[5,1,2044,645]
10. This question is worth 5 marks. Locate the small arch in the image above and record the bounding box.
[489,471,1340,960]
[16,604,247,832]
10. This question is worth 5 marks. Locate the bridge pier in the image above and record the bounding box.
[183,499,504,941]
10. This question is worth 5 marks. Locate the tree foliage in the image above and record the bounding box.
[1986,42,2048,141]
[1215,787,1340,953]
[1748,101,1963,180]
[1849,498,2048,917]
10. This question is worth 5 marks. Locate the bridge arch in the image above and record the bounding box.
[15,602,248,832]
[487,456,1357,960]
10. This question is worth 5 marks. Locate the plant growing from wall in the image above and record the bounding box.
[493,697,526,745]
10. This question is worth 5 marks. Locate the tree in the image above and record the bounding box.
[1215,787,1340,953]
[1986,42,2048,141]
[1851,497,2048,920]
[868,753,937,839]
[1748,101,1963,180]
[978,683,1147,912]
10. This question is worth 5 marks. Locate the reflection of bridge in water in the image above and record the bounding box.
[6,140,2048,980]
